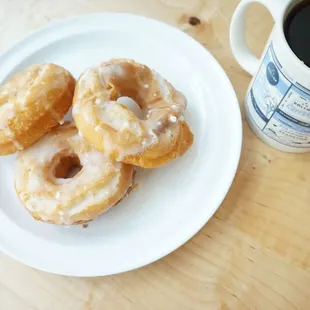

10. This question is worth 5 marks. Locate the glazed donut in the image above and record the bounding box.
[0,63,75,155]
[15,122,134,225]
[73,59,194,168]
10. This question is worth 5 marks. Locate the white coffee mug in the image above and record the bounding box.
[230,0,310,152]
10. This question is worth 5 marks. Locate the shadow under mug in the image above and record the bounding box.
[230,0,310,153]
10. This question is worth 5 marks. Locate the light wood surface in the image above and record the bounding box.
[1,0,309,309]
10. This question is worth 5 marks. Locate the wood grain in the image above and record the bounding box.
[1,0,310,309]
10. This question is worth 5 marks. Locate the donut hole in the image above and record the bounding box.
[53,154,82,179]
[116,96,146,119]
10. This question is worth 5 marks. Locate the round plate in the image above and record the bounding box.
[0,13,242,276]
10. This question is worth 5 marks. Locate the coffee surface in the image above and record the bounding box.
[284,0,310,67]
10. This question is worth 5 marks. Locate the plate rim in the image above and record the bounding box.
[0,12,243,276]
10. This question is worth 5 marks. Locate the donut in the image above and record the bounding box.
[15,122,134,225]
[72,59,194,168]
[0,63,75,155]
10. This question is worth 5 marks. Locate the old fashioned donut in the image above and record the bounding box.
[15,122,134,225]
[73,59,194,168]
[0,63,75,155]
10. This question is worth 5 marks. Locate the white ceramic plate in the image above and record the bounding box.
[0,13,242,276]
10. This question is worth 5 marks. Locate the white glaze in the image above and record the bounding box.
[0,101,23,150]
[67,174,119,216]
[1,63,71,152]
[96,100,143,134]
[153,71,170,101]
[117,97,143,119]
[16,126,128,225]
[74,60,188,160]
[169,115,177,123]
[99,63,124,77]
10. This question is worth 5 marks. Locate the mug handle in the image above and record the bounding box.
[230,0,289,76]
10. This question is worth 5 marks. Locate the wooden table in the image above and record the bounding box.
[1,1,309,309]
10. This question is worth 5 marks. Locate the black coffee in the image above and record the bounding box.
[284,0,310,67]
